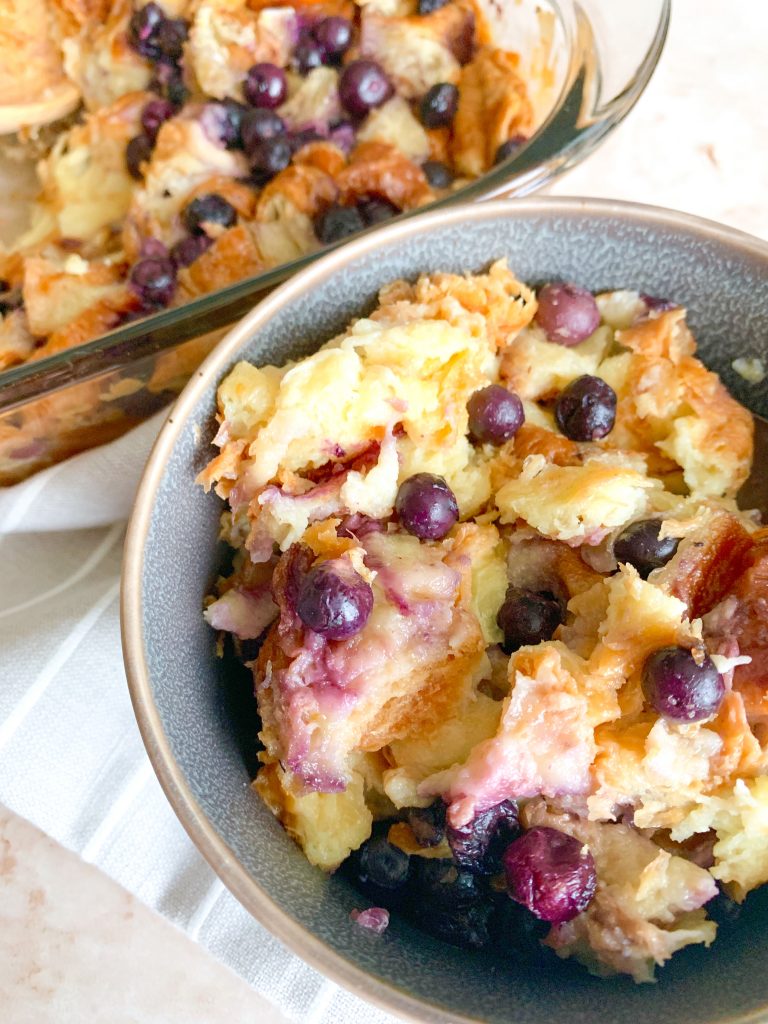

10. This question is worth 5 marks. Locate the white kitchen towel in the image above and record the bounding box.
[0,417,398,1024]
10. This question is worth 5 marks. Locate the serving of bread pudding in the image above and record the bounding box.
[200,259,767,981]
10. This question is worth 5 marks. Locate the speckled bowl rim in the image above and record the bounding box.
[122,197,768,1024]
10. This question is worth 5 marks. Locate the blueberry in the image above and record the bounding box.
[491,899,552,963]
[554,374,617,441]
[503,826,597,924]
[467,384,524,445]
[494,135,528,164]
[395,473,459,541]
[125,134,153,180]
[250,136,292,179]
[419,83,459,129]
[418,0,449,12]
[410,899,493,950]
[496,588,563,654]
[339,60,393,117]
[294,38,325,75]
[241,108,286,157]
[447,800,519,875]
[314,203,365,244]
[170,234,214,268]
[140,98,175,143]
[155,17,188,62]
[412,858,483,908]
[127,2,165,60]
[182,194,237,235]
[613,519,679,579]
[422,160,453,189]
[642,645,725,722]
[358,197,400,225]
[244,62,287,108]
[148,62,188,107]
[128,256,177,308]
[314,17,352,60]
[640,293,678,313]
[535,282,600,346]
[296,558,374,640]
[348,834,412,903]
[201,100,247,149]
[406,802,446,848]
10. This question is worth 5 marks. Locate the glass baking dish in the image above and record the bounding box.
[0,0,670,485]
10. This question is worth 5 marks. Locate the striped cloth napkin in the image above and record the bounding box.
[0,415,397,1024]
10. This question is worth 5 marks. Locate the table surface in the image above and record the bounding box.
[2,1,767,1020]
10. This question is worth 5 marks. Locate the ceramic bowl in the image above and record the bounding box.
[122,198,768,1024]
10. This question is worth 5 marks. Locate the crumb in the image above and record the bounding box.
[350,907,390,934]
[732,357,766,384]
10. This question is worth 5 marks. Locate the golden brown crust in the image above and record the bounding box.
[605,310,754,495]
[177,224,264,299]
[512,422,582,468]
[451,46,533,177]
[336,141,433,210]
[293,141,348,179]
[256,163,339,220]
[30,287,140,360]
[664,510,754,618]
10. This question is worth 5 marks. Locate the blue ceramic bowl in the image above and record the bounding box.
[122,198,768,1024]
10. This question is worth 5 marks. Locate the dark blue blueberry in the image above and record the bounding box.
[339,60,393,117]
[127,2,165,60]
[642,646,725,723]
[155,17,188,63]
[411,858,483,908]
[314,203,365,244]
[614,519,679,579]
[494,135,528,164]
[170,234,214,268]
[296,558,374,640]
[395,473,459,540]
[554,374,617,440]
[148,62,188,107]
[447,800,519,875]
[422,160,453,189]
[496,588,563,654]
[244,63,287,108]
[294,37,325,74]
[358,197,400,225]
[491,898,552,964]
[410,899,493,950]
[418,0,449,12]
[467,384,525,445]
[406,802,446,848]
[182,194,237,235]
[419,83,459,129]
[347,833,412,905]
[250,136,292,179]
[140,98,175,143]
[241,108,286,157]
[313,17,352,60]
[129,256,177,308]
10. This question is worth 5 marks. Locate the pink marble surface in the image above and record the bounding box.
[0,805,287,1023]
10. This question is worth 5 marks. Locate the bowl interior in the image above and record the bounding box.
[128,200,768,1024]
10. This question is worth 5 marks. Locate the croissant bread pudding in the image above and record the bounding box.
[0,0,533,373]
[200,261,767,981]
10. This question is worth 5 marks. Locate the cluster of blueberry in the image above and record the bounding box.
[345,798,596,952]
[120,0,531,314]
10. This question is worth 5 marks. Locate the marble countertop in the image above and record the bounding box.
[2,1,766,1020]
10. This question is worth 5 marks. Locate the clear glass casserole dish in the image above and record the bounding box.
[0,0,669,485]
